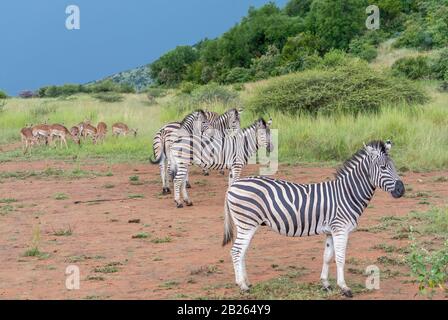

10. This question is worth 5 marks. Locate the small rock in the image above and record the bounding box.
[128,219,141,224]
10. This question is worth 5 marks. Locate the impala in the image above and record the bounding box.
[20,125,38,154]
[112,122,138,137]
[50,124,80,148]
[96,122,108,142]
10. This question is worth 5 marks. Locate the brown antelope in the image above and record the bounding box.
[96,122,108,142]
[70,126,81,138]
[32,124,52,145]
[75,119,91,138]
[50,124,80,148]
[20,125,38,154]
[83,123,98,144]
[112,123,138,137]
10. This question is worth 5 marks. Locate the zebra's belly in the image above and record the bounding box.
[263,219,327,238]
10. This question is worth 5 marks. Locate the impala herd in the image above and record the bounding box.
[20,120,138,153]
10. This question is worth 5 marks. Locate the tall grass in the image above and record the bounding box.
[0,94,163,162]
[2,82,448,171]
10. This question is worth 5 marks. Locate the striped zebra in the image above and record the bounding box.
[222,140,405,297]
[151,108,242,194]
[169,118,273,208]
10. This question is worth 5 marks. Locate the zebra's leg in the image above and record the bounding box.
[320,235,334,291]
[332,231,352,297]
[173,164,187,208]
[181,167,193,206]
[202,169,209,176]
[160,156,170,195]
[231,226,258,291]
[185,171,191,189]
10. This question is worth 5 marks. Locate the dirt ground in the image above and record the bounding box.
[0,159,446,300]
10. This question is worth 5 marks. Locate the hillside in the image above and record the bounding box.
[90,64,153,92]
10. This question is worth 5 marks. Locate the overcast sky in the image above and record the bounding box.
[0,0,288,95]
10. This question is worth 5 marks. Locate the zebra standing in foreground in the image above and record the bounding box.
[151,109,242,194]
[223,140,405,297]
[169,118,273,208]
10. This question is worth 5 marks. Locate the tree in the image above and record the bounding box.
[284,0,312,17]
[0,90,7,99]
[149,46,198,86]
[307,0,367,52]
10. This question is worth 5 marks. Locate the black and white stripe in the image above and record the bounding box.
[169,118,273,208]
[222,140,405,297]
[151,109,242,194]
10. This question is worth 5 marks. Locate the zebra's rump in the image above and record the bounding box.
[227,176,334,237]
[152,122,181,159]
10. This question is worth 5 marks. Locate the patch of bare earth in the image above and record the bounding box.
[0,160,446,300]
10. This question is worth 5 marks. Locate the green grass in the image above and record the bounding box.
[53,227,73,237]
[0,198,18,203]
[151,236,172,244]
[53,193,69,200]
[132,232,150,239]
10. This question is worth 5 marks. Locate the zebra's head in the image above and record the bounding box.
[255,118,273,153]
[226,108,242,131]
[365,140,405,198]
[189,110,210,135]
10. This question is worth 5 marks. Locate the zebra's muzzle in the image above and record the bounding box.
[391,180,405,198]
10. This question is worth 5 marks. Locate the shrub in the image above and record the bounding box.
[93,93,124,103]
[146,87,168,98]
[190,83,238,105]
[179,81,199,94]
[251,45,282,80]
[392,56,432,80]
[223,67,253,84]
[349,37,378,62]
[248,62,428,115]
[431,49,448,80]
[0,90,8,99]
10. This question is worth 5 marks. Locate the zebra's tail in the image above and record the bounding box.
[222,194,234,246]
[149,134,164,164]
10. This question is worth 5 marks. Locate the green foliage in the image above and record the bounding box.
[392,56,432,80]
[249,61,428,115]
[179,81,199,94]
[284,0,312,17]
[223,67,253,84]
[0,90,8,99]
[407,236,447,295]
[146,87,168,98]
[395,0,448,49]
[149,46,199,86]
[251,45,282,80]
[190,83,238,105]
[307,0,368,52]
[93,93,124,103]
[431,48,448,80]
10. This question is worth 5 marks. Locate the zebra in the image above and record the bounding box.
[222,140,405,297]
[169,118,273,208]
[150,108,242,194]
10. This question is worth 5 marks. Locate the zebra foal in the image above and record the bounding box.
[223,140,405,297]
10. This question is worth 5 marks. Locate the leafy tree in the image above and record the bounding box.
[284,0,312,17]
[307,0,368,52]
[149,46,198,86]
[0,90,7,99]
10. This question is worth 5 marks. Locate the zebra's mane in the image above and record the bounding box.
[335,140,387,179]
[180,110,205,127]
[237,118,266,135]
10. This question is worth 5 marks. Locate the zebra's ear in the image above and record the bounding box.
[385,140,392,152]
[267,118,273,127]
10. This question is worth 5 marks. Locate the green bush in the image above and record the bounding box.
[223,67,253,84]
[349,36,379,62]
[431,49,448,80]
[93,93,124,103]
[392,56,432,80]
[179,81,199,94]
[249,62,428,115]
[146,87,168,98]
[190,83,238,105]
[0,90,7,99]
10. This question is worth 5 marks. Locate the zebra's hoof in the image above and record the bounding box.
[322,285,333,292]
[203,172,209,176]
[240,284,250,292]
[219,170,225,175]
[162,188,171,195]
[176,202,184,208]
[186,182,192,189]
[341,288,353,298]
[184,200,193,207]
